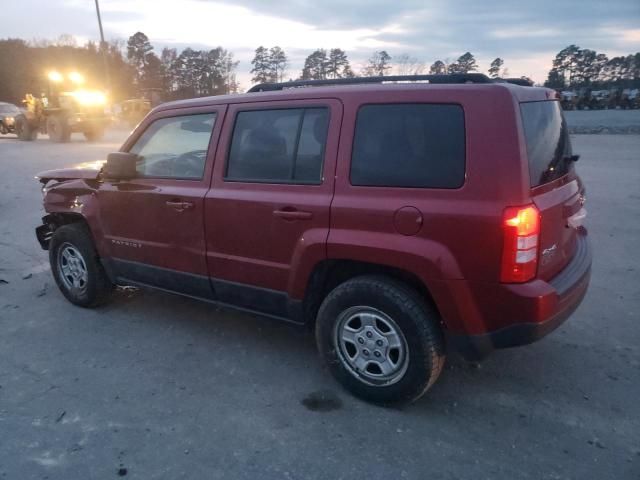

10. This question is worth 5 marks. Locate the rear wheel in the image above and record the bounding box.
[315,275,446,405]
[49,223,114,307]
[47,115,71,143]
[0,123,7,135]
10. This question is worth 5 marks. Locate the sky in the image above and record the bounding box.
[1,0,639,88]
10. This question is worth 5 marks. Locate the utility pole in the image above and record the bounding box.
[94,0,112,93]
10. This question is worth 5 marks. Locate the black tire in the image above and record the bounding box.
[15,115,37,141]
[315,275,445,406]
[49,223,114,307]
[0,122,7,135]
[84,128,105,142]
[47,115,71,143]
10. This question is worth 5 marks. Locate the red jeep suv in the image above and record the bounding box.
[36,74,591,405]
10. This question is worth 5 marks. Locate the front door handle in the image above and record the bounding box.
[166,200,194,211]
[273,209,313,220]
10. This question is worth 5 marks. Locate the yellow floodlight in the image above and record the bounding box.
[69,72,85,84]
[48,71,63,83]
[71,89,107,106]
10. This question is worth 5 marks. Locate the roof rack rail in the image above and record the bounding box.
[496,77,534,87]
[248,73,494,93]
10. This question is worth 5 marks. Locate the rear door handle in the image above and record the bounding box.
[273,209,313,220]
[166,200,194,211]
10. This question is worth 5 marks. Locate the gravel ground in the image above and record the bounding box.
[0,130,639,479]
[565,109,640,134]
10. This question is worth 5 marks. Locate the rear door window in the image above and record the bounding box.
[350,104,465,188]
[520,100,573,187]
[226,108,329,184]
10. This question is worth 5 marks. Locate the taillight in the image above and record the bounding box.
[500,204,540,283]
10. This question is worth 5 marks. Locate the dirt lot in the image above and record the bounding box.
[0,129,639,479]
[565,109,640,134]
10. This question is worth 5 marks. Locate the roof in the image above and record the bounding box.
[155,76,554,113]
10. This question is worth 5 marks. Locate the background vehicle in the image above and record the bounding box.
[559,90,578,110]
[560,87,640,110]
[620,88,640,109]
[119,99,151,127]
[35,74,591,405]
[14,71,110,142]
[0,102,20,135]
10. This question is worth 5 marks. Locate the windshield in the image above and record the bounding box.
[520,100,573,187]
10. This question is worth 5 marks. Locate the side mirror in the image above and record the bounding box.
[104,152,138,180]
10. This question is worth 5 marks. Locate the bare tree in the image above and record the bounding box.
[395,54,426,75]
[362,51,392,76]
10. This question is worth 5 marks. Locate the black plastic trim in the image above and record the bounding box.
[449,281,588,361]
[35,223,53,250]
[110,258,215,300]
[549,229,591,296]
[105,258,305,325]
[449,231,592,360]
[248,74,493,92]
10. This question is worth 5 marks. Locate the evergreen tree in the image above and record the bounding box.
[448,52,478,74]
[250,46,272,84]
[301,49,329,80]
[126,32,154,90]
[326,48,352,78]
[269,46,287,82]
[488,57,504,78]
[429,60,447,75]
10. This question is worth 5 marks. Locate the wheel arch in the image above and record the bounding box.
[301,259,441,327]
[40,212,100,252]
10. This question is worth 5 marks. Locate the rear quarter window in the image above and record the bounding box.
[350,104,465,188]
[520,100,573,187]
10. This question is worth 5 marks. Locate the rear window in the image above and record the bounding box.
[350,104,465,188]
[520,100,573,187]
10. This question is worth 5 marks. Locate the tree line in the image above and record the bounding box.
[127,32,239,99]
[1,32,638,106]
[0,32,240,104]
[544,45,640,89]
[250,47,511,82]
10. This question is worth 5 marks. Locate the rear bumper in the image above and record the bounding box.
[448,229,592,360]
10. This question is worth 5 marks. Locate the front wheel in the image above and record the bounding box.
[84,127,105,142]
[315,275,446,406]
[15,115,37,141]
[49,223,114,307]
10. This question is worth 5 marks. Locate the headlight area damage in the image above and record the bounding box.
[35,167,102,250]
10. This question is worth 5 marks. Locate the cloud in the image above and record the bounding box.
[0,0,638,86]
